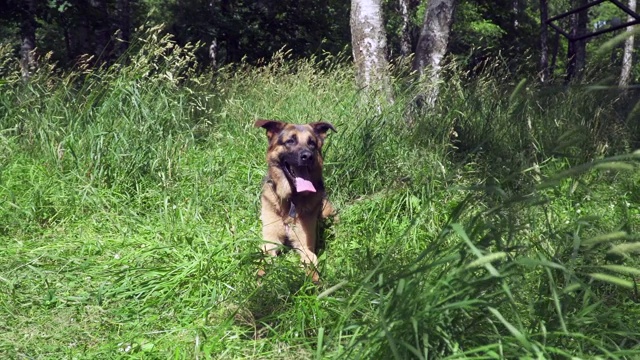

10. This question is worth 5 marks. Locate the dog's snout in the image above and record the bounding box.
[299,150,313,164]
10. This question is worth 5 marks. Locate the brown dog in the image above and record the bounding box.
[254,119,336,282]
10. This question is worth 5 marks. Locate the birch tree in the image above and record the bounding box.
[350,0,393,103]
[619,0,636,87]
[413,0,456,107]
[398,0,413,57]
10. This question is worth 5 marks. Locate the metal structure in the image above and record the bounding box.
[547,0,640,41]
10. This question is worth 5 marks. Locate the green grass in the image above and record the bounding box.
[1,27,640,359]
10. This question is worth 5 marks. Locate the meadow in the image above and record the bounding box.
[1,28,640,359]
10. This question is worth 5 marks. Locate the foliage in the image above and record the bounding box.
[448,0,540,76]
[164,0,351,64]
[2,0,640,83]
[2,27,640,359]
[0,0,351,67]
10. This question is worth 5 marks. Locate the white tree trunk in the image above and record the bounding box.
[399,0,412,57]
[619,0,636,87]
[350,0,392,104]
[413,0,455,107]
[209,39,218,69]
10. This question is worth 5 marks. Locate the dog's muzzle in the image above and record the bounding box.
[282,152,316,193]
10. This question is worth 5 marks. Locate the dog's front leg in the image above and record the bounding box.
[288,215,320,283]
[258,196,287,278]
[321,198,337,220]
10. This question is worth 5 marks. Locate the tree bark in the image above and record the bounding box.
[350,0,393,104]
[513,0,521,29]
[619,0,636,87]
[566,0,588,82]
[539,0,550,82]
[398,0,412,57]
[19,0,37,80]
[413,0,455,107]
[210,39,218,69]
[576,1,588,75]
[550,31,559,75]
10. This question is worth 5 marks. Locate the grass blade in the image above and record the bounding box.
[487,307,531,350]
[590,273,634,289]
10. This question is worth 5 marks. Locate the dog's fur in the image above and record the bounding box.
[254,119,336,282]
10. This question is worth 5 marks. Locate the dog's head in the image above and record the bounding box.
[255,119,336,193]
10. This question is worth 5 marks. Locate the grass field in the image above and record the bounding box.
[2,29,640,359]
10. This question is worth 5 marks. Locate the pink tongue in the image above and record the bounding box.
[295,177,316,192]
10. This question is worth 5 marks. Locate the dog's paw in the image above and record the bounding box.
[256,268,267,285]
[321,199,338,221]
[307,269,321,285]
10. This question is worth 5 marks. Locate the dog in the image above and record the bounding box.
[254,119,336,283]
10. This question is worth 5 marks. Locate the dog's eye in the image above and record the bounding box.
[308,140,317,149]
[285,138,296,146]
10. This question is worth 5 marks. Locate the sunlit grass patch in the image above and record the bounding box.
[1,26,640,359]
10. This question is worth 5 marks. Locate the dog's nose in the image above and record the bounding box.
[299,150,313,164]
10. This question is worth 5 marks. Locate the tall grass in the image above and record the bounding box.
[1,26,639,358]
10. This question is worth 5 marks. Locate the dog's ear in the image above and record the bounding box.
[255,119,286,140]
[310,122,336,140]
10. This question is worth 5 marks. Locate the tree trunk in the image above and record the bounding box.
[619,0,636,87]
[550,31,559,75]
[576,1,588,75]
[115,0,131,59]
[413,0,456,107]
[210,39,218,69]
[398,0,412,57]
[513,0,520,29]
[539,0,550,82]
[19,0,37,80]
[566,0,588,82]
[350,0,393,104]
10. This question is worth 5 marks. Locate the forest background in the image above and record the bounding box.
[1,0,640,359]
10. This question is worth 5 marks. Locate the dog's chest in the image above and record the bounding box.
[288,194,323,218]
